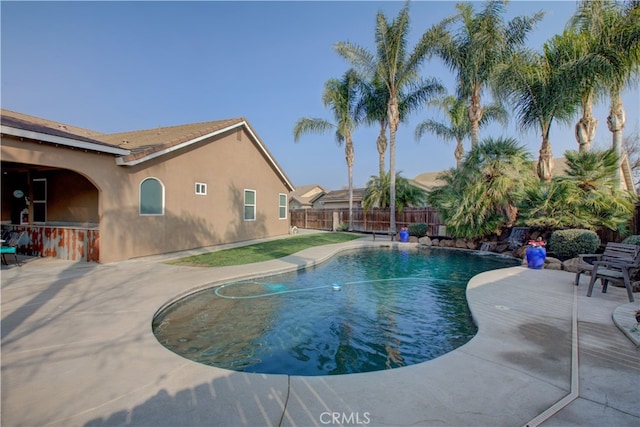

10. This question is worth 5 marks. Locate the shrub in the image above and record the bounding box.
[622,235,640,246]
[548,229,600,259]
[408,223,428,238]
[518,149,637,232]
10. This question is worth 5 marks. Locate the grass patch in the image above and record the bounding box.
[169,232,363,267]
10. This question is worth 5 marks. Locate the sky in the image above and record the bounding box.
[2,1,638,190]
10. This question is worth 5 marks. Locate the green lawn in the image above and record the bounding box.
[168,232,363,267]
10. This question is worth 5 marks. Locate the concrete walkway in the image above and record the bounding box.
[2,236,638,427]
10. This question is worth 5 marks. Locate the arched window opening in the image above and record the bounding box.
[140,178,164,215]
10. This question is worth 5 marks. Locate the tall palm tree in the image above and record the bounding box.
[293,70,359,230]
[415,95,507,167]
[546,28,600,153]
[357,76,444,177]
[566,7,606,152]
[356,76,389,178]
[495,34,581,181]
[425,0,543,147]
[570,0,640,179]
[335,1,442,234]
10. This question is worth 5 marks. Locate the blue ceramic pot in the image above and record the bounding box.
[399,230,410,243]
[526,246,546,269]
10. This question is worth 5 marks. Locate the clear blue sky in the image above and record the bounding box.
[2,1,638,190]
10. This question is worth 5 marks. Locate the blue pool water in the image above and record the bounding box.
[152,247,519,376]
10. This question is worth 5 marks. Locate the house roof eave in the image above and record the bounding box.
[1,124,130,156]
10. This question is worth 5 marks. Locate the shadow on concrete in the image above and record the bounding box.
[1,261,99,344]
[82,372,289,427]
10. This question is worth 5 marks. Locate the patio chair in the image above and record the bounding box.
[1,231,27,266]
[586,246,640,303]
[574,242,639,286]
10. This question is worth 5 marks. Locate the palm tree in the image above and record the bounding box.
[415,95,508,167]
[622,128,640,191]
[362,171,427,213]
[570,0,640,179]
[356,77,389,178]
[427,136,534,238]
[425,0,543,147]
[357,76,444,177]
[494,34,581,181]
[565,7,605,152]
[293,70,359,230]
[335,1,443,234]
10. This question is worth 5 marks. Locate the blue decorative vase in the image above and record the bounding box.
[526,246,546,269]
[399,230,410,242]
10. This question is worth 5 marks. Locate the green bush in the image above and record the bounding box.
[548,229,600,259]
[622,235,640,246]
[407,223,428,238]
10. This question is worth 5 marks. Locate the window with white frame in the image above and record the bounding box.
[278,193,287,219]
[244,189,256,221]
[195,182,207,195]
[140,178,164,215]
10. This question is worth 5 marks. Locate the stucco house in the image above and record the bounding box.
[1,109,294,263]
[311,188,366,210]
[289,184,326,210]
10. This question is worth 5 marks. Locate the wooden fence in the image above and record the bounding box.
[290,207,445,236]
[292,202,639,240]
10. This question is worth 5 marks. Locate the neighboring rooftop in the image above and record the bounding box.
[314,188,366,204]
[289,184,327,208]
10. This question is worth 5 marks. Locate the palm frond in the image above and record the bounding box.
[415,120,456,142]
[292,118,334,142]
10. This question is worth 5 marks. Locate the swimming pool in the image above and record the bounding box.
[152,247,519,376]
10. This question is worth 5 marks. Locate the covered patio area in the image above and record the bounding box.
[1,162,100,262]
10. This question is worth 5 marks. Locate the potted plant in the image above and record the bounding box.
[526,237,546,269]
[399,227,410,243]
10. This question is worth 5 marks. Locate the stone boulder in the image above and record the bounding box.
[466,241,478,250]
[544,256,563,270]
[495,243,510,253]
[431,238,440,246]
[418,236,432,246]
[562,257,581,273]
[455,239,468,249]
[515,245,528,258]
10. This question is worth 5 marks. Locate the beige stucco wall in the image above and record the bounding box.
[1,127,291,262]
[47,170,99,223]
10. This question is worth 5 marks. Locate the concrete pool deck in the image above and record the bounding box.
[2,234,639,427]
